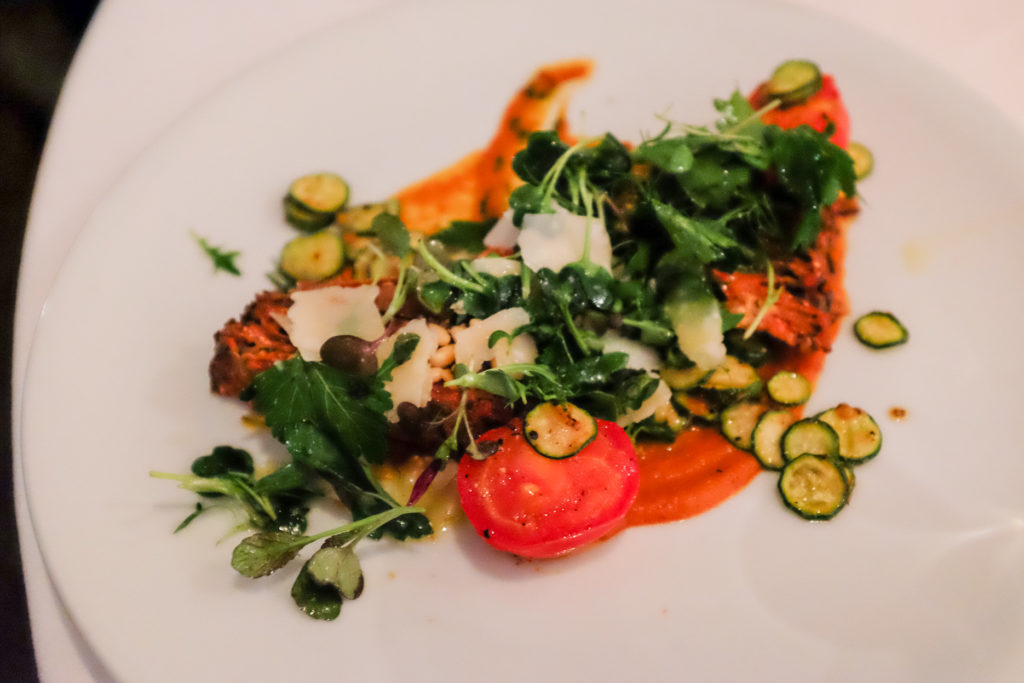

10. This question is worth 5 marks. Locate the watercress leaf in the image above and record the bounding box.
[291,561,342,620]
[252,462,309,496]
[577,134,633,186]
[376,333,420,381]
[191,445,253,478]
[418,280,453,314]
[432,219,497,253]
[370,212,410,257]
[764,124,856,249]
[632,137,695,174]
[306,544,364,600]
[650,199,735,263]
[512,130,568,185]
[714,91,761,135]
[231,530,305,578]
[508,183,546,225]
[562,351,629,389]
[720,308,746,332]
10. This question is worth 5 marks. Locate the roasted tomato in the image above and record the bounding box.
[457,418,639,558]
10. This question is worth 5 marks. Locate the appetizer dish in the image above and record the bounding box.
[155,58,895,620]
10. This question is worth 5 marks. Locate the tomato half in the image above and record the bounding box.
[750,74,851,150]
[457,418,639,558]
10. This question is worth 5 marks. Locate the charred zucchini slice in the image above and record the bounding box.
[672,392,719,423]
[752,409,796,470]
[701,356,761,397]
[720,401,768,452]
[781,418,840,462]
[284,172,350,231]
[779,454,849,520]
[766,60,823,106]
[660,365,712,391]
[336,198,401,233]
[279,228,344,282]
[766,370,812,406]
[524,402,597,459]
[817,404,882,465]
[853,311,908,349]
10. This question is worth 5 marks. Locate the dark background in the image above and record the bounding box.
[2,0,100,680]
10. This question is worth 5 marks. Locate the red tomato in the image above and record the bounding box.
[457,418,639,558]
[749,74,850,150]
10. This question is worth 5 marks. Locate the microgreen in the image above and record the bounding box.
[192,231,242,276]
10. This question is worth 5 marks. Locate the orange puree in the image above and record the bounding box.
[396,60,592,234]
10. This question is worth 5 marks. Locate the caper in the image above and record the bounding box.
[319,335,378,376]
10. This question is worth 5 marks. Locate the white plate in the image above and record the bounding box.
[22,0,1024,680]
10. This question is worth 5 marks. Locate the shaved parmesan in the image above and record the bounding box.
[375,319,439,422]
[670,298,726,371]
[470,256,521,278]
[600,333,661,373]
[483,210,519,249]
[517,206,612,273]
[453,307,537,372]
[616,380,672,427]
[282,285,384,361]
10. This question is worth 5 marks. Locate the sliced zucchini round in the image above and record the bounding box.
[524,402,597,459]
[779,454,849,520]
[701,356,761,398]
[279,228,345,282]
[766,60,823,106]
[848,142,874,180]
[853,311,908,349]
[672,392,719,423]
[817,404,882,465]
[284,197,334,232]
[766,370,812,406]
[289,172,350,212]
[781,418,839,462]
[336,198,401,233]
[660,365,712,391]
[751,409,796,470]
[720,401,768,452]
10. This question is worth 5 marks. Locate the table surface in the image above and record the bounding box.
[14,0,1023,680]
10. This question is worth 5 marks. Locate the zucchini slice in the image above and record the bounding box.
[817,404,882,465]
[751,409,796,470]
[672,392,719,423]
[660,365,712,391]
[853,311,908,349]
[766,60,823,106]
[766,370,812,406]
[337,198,401,233]
[781,418,840,462]
[279,228,345,282]
[779,454,849,520]
[720,401,768,452]
[284,172,350,231]
[848,142,874,180]
[524,402,597,459]
[701,356,761,397]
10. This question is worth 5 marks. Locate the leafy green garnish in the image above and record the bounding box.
[192,231,242,276]
[151,446,314,534]
[431,219,497,253]
[232,506,420,620]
